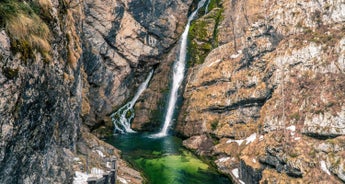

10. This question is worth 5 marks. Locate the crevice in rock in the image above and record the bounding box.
[258,147,303,178]
[205,93,272,114]
[200,78,231,87]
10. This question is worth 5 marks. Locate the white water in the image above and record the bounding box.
[111,70,154,133]
[205,0,211,14]
[152,0,207,138]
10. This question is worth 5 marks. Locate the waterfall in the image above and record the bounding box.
[111,70,154,134]
[152,0,207,138]
[205,0,211,14]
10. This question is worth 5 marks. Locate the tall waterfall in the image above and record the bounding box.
[152,0,207,137]
[111,70,154,134]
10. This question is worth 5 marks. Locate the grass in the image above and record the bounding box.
[0,0,52,62]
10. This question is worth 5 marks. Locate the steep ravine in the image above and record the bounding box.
[1,0,345,183]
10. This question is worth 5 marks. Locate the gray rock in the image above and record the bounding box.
[0,0,192,182]
[239,159,263,184]
[259,147,303,178]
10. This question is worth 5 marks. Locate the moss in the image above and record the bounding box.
[289,152,299,158]
[125,110,132,119]
[289,112,300,121]
[202,0,221,14]
[188,7,224,67]
[3,67,19,79]
[211,121,218,131]
[113,113,120,119]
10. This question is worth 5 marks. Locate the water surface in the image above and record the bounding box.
[106,133,231,184]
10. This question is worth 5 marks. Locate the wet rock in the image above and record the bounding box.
[132,45,178,131]
[82,0,193,130]
[239,159,263,184]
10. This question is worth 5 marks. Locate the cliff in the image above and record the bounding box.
[1,0,344,183]
[0,0,191,183]
[177,0,345,183]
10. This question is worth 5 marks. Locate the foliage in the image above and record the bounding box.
[188,5,223,67]
[0,0,52,62]
[211,121,218,131]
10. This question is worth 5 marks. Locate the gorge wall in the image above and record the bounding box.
[1,0,345,183]
[176,0,345,183]
[0,0,192,183]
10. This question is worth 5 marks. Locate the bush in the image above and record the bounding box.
[211,121,218,131]
[0,0,52,61]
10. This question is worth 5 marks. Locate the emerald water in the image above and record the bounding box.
[107,1,232,183]
[106,133,231,184]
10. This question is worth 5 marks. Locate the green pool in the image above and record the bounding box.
[106,133,231,184]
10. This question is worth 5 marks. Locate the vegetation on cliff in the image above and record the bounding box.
[0,0,52,61]
[188,0,223,67]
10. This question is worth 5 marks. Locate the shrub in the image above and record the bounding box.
[211,121,218,131]
[0,0,52,62]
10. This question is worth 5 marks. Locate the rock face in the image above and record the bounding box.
[1,0,344,183]
[178,0,345,183]
[81,0,192,131]
[0,0,81,182]
[132,45,178,131]
[0,0,191,183]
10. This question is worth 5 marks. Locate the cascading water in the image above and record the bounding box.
[152,0,207,138]
[111,70,154,134]
[205,0,211,14]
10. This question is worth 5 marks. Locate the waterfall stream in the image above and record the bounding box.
[111,0,207,137]
[111,70,154,133]
[205,0,211,14]
[152,0,207,137]
[107,2,232,183]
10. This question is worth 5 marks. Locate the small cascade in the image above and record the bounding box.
[111,70,154,134]
[152,0,207,138]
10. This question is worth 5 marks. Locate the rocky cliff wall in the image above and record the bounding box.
[81,0,192,132]
[0,0,83,182]
[0,0,192,183]
[178,0,345,183]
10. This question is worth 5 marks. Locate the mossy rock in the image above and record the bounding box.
[125,110,133,119]
[3,67,19,79]
[188,7,223,67]
[198,0,222,15]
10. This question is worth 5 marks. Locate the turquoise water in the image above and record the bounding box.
[106,133,231,184]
